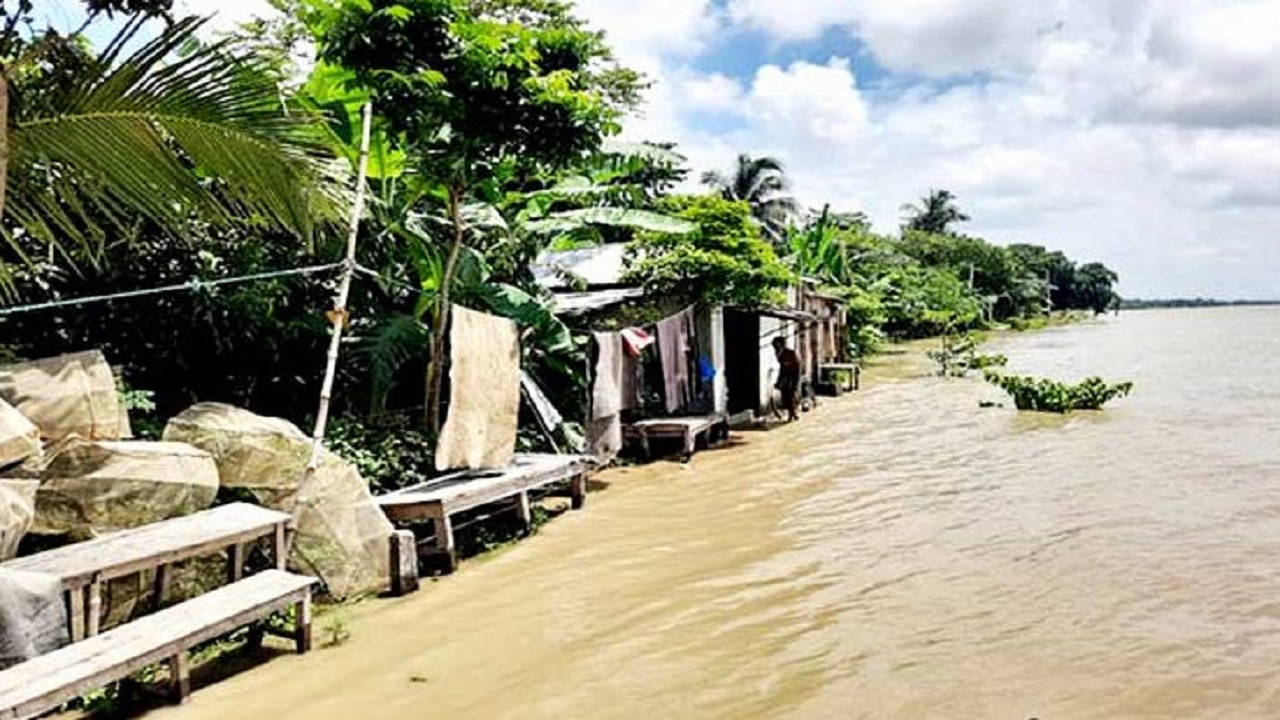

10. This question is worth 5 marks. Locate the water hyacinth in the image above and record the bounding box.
[983,371,1134,413]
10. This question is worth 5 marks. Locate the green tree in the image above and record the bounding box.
[1073,262,1120,314]
[701,154,799,245]
[312,0,640,432]
[0,3,341,289]
[902,189,970,235]
[623,195,793,307]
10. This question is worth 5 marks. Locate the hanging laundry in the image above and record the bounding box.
[620,327,655,357]
[589,332,625,461]
[698,355,717,383]
[657,308,695,414]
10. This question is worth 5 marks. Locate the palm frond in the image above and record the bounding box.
[4,16,346,263]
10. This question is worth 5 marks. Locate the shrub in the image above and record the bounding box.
[983,372,1133,413]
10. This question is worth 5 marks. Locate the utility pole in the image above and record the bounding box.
[1044,268,1057,314]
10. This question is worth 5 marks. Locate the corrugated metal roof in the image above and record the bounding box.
[552,287,645,315]
[531,244,629,289]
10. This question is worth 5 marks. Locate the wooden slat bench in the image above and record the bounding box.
[819,362,860,393]
[0,569,316,720]
[625,414,729,462]
[376,454,594,573]
[1,503,292,642]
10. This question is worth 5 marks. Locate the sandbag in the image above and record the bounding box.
[163,403,311,511]
[0,351,129,442]
[34,438,219,538]
[0,569,69,670]
[435,305,520,471]
[165,404,391,599]
[0,399,40,469]
[292,450,393,600]
[0,480,38,560]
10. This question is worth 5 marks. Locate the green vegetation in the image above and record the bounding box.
[0,0,1124,485]
[623,195,793,307]
[984,372,1134,413]
[927,333,1008,377]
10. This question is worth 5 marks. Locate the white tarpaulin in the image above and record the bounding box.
[0,568,69,670]
[0,351,130,442]
[435,305,520,471]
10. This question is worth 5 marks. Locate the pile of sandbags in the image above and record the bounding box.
[33,438,219,539]
[165,403,392,599]
[0,351,130,442]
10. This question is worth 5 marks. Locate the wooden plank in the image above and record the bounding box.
[1,503,291,589]
[272,522,288,571]
[168,652,189,703]
[153,565,172,612]
[570,473,587,510]
[0,570,316,719]
[227,544,246,584]
[378,455,594,516]
[388,530,419,596]
[86,583,101,637]
[515,492,532,535]
[67,590,85,643]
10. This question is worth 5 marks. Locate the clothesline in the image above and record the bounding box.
[0,262,345,318]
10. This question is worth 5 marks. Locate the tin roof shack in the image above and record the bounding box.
[722,280,848,421]
[798,283,850,393]
[532,245,729,460]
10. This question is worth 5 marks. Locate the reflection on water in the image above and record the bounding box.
[154,307,1280,720]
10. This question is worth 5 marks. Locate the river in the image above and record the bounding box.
[154,306,1280,720]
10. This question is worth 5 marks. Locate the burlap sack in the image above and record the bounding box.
[34,438,219,538]
[0,399,40,469]
[435,305,520,471]
[0,351,129,442]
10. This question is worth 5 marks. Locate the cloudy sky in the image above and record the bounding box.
[41,0,1280,299]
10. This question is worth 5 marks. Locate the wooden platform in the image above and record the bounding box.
[819,362,860,392]
[1,503,292,642]
[624,414,729,461]
[0,569,315,720]
[376,454,595,573]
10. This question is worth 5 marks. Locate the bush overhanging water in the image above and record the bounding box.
[983,372,1134,413]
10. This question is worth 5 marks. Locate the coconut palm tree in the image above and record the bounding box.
[701,153,799,244]
[0,12,342,289]
[901,189,970,235]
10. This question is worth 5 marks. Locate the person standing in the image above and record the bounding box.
[772,337,802,422]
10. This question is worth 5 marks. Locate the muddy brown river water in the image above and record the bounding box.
[153,307,1280,719]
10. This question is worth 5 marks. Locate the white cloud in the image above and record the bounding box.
[570,0,1280,298]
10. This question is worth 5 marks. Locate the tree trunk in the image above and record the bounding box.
[425,184,466,436]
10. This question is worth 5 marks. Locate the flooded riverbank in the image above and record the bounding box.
[153,307,1280,719]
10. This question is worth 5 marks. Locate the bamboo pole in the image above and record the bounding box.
[308,102,373,470]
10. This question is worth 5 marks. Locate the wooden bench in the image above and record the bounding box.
[819,362,860,393]
[0,569,315,720]
[1,503,292,642]
[625,415,729,462]
[376,454,594,574]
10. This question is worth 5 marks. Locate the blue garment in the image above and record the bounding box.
[698,356,716,382]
